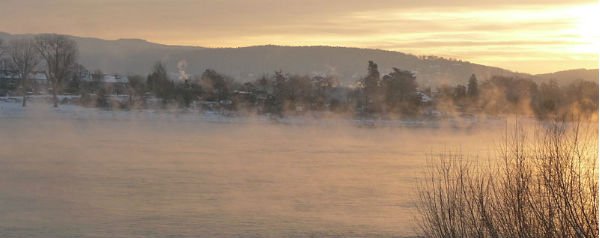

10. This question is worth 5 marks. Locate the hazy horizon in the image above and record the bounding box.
[1,30,597,76]
[1,0,598,74]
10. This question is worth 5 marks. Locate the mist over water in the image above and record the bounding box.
[0,107,508,237]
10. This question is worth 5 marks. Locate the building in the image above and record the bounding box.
[0,70,49,95]
[101,74,129,84]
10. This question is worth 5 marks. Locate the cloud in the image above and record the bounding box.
[0,0,597,73]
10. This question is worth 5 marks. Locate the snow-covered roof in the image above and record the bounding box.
[31,72,47,81]
[0,70,47,81]
[102,74,128,83]
[416,91,432,103]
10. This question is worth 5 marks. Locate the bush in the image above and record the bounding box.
[416,120,598,238]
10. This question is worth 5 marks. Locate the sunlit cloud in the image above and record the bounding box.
[0,0,597,73]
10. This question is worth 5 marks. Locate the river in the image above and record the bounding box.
[0,107,506,237]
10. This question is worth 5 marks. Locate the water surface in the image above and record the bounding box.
[0,111,503,237]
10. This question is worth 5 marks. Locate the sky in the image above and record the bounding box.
[0,0,598,74]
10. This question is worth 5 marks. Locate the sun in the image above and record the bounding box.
[568,4,600,54]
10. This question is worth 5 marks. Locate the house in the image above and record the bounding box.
[31,72,49,85]
[88,73,129,84]
[84,73,129,93]
[74,67,93,82]
[101,74,129,84]
[416,91,433,104]
[0,70,18,95]
[0,69,48,89]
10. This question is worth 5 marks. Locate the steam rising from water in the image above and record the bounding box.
[177,59,189,81]
[0,104,566,237]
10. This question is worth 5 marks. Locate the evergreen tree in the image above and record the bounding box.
[381,68,418,114]
[467,74,479,98]
[359,60,381,113]
[363,60,380,96]
[146,62,173,101]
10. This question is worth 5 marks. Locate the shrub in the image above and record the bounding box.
[417,120,598,238]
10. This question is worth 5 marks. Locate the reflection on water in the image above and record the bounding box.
[0,117,502,237]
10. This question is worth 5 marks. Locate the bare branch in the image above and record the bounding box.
[34,34,78,107]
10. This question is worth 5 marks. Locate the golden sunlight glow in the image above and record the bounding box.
[0,1,598,73]
[569,4,600,54]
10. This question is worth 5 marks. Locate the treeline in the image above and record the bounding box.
[1,35,597,119]
[434,74,598,120]
[126,60,597,120]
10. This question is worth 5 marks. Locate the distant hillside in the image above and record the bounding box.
[2,32,596,86]
[534,69,599,85]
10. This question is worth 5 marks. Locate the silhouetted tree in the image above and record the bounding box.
[358,60,381,113]
[467,74,479,98]
[417,122,598,238]
[381,68,418,113]
[563,80,598,115]
[35,34,78,107]
[146,62,174,102]
[200,69,230,101]
[479,76,537,114]
[533,80,561,118]
[269,71,288,114]
[8,38,40,107]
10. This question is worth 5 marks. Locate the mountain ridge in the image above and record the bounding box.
[1,32,597,85]
[534,68,599,85]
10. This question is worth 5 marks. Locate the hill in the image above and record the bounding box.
[534,68,599,85]
[2,32,596,86]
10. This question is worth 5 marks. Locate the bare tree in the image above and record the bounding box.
[35,34,78,107]
[8,38,40,107]
[416,120,598,238]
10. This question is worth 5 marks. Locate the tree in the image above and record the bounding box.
[312,75,338,110]
[563,80,599,115]
[478,76,538,115]
[146,62,173,102]
[286,74,312,109]
[127,75,146,106]
[358,60,381,113]
[257,75,271,93]
[266,71,288,114]
[533,80,561,118]
[467,74,479,98]
[64,63,87,95]
[381,68,418,112]
[35,34,78,107]
[363,60,380,94]
[417,122,598,238]
[200,69,230,101]
[453,84,467,101]
[8,38,41,107]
